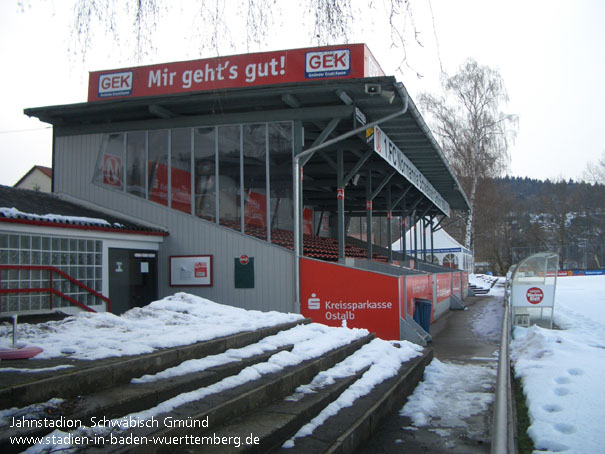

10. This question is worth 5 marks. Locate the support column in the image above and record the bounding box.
[386,185,393,263]
[337,149,345,260]
[401,199,407,264]
[366,168,373,260]
[430,215,435,263]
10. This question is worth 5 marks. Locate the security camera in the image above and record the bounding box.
[365,84,382,95]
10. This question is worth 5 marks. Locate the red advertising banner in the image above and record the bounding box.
[436,273,452,304]
[452,272,462,298]
[149,162,168,206]
[403,275,432,320]
[88,44,384,102]
[171,166,192,213]
[300,258,399,340]
[244,191,267,227]
[303,208,313,235]
[462,272,469,299]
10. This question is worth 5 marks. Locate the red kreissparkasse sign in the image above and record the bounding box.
[88,44,384,102]
[300,258,399,340]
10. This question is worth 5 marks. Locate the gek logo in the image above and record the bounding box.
[307,293,321,310]
[305,49,350,79]
[98,71,134,98]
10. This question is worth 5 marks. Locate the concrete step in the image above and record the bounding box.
[273,350,434,454]
[89,332,376,453]
[3,320,432,454]
[194,366,372,453]
[0,345,295,454]
[0,319,310,410]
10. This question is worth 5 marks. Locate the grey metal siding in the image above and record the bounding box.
[53,134,296,314]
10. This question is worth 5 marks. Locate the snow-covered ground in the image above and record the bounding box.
[511,275,605,454]
[400,274,605,454]
[399,274,503,445]
[2,275,603,453]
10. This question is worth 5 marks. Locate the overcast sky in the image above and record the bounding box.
[1,0,604,186]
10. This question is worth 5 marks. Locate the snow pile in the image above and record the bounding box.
[0,293,303,360]
[399,358,496,435]
[511,275,605,453]
[0,207,113,227]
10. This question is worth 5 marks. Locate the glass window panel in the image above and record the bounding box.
[148,130,169,206]
[0,234,8,249]
[243,124,267,238]
[94,133,125,190]
[20,235,31,249]
[9,235,19,249]
[171,128,192,214]
[31,236,41,250]
[42,237,50,251]
[269,122,293,237]
[218,125,241,231]
[194,127,217,221]
[126,131,146,198]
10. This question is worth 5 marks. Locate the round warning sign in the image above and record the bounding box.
[526,287,544,304]
[239,254,249,265]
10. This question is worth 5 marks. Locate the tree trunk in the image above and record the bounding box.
[464,174,477,250]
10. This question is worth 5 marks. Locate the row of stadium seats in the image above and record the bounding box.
[219,220,389,263]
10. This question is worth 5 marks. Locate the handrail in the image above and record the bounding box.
[491,295,515,454]
[0,265,110,313]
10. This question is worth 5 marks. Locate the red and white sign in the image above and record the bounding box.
[337,188,345,200]
[194,261,207,278]
[239,254,250,265]
[103,155,122,187]
[170,255,212,287]
[88,44,384,101]
[300,258,400,339]
[366,200,373,211]
[305,49,350,78]
[98,71,133,97]
[526,287,544,304]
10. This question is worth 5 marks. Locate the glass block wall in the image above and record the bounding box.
[0,233,103,313]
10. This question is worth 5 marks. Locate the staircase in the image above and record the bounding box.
[0,319,432,454]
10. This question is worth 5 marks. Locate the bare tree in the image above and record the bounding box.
[17,0,427,67]
[583,150,605,184]
[420,59,517,250]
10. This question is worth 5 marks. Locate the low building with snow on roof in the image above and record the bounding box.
[0,185,167,315]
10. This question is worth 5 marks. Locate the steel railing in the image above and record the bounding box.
[491,291,515,454]
[0,265,110,313]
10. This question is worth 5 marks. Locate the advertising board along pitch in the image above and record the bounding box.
[88,44,384,101]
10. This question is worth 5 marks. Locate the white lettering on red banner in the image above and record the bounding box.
[89,45,384,102]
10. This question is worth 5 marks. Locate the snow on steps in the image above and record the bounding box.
[1,320,432,454]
